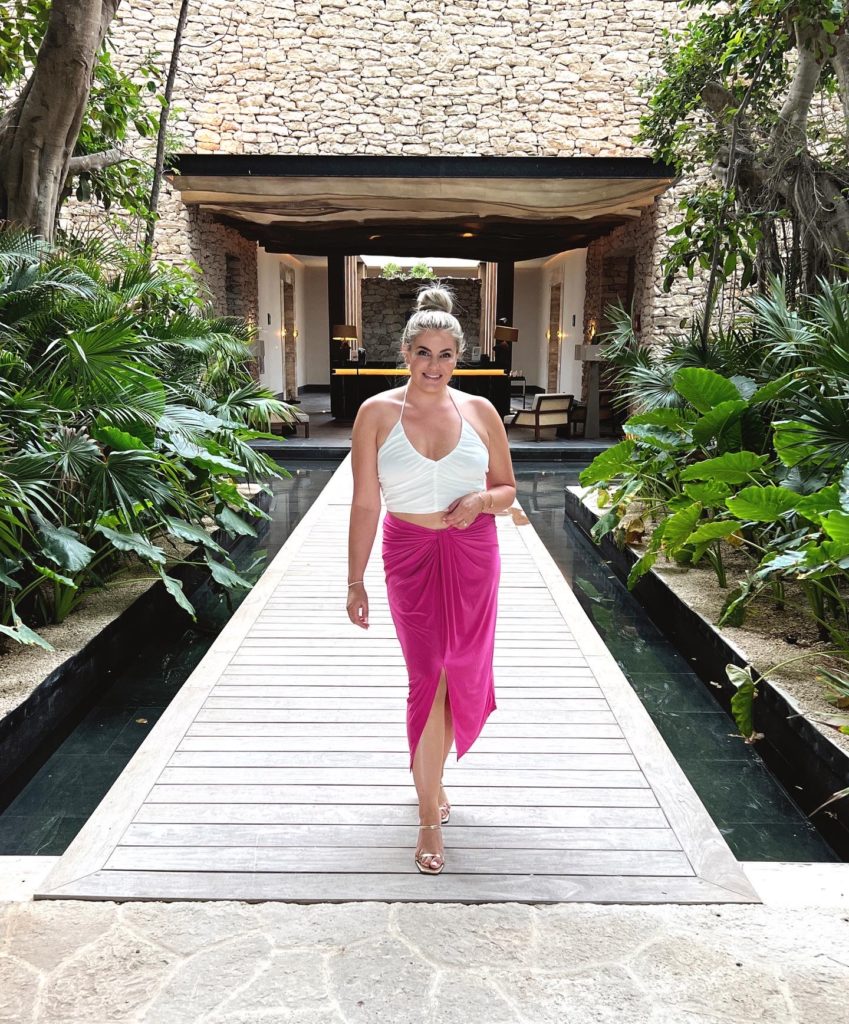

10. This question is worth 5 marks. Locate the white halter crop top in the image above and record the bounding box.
[377,385,489,513]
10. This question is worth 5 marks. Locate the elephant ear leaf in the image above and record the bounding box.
[691,400,747,446]
[157,567,196,620]
[673,367,741,412]
[840,463,849,512]
[772,420,819,468]
[35,520,95,572]
[680,450,768,484]
[579,440,636,486]
[94,524,167,563]
[726,486,800,523]
[822,512,849,544]
[661,503,702,555]
[727,664,759,741]
[0,603,54,650]
[204,554,253,590]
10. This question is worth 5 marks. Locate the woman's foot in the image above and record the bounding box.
[439,780,451,824]
[415,822,444,875]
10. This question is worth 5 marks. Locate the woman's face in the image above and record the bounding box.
[404,329,458,390]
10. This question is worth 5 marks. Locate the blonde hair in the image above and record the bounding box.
[400,283,465,357]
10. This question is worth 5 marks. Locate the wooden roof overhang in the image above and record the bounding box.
[166,155,676,261]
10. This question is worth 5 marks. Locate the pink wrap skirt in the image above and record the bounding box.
[381,511,500,769]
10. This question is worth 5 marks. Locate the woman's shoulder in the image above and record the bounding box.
[357,388,405,427]
[457,391,500,424]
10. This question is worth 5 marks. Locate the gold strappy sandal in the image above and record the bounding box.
[415,823,444,875]
[439,778,451,824]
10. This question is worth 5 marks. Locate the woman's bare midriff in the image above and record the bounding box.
[388,510,453,530]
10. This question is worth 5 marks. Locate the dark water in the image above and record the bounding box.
[514,464,840,863]
[0,460,839,861]
[0,462,338,856]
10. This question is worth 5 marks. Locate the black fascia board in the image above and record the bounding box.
[167,154,675,180]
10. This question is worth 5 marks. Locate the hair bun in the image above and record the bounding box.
[416,284,454,314]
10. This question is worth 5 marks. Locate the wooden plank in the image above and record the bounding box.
[133,802,670,828]
[209,684,603,698]
[146,784,660,807]
[105,845,694,876]
[185,722,626,739]
[167,750,640,770]
[120,822,682,851]
[177,735,631,753]
[156,767,650,789]
[200,696,608,710]
[192,707,614,723]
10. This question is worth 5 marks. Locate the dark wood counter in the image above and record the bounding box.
[330,369,511,420]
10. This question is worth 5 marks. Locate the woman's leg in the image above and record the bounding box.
[439,698,454,816]
[412,670,447,867]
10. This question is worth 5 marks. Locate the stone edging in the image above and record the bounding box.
[564,487,849,858]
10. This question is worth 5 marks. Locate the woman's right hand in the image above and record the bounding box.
[347,583,369,629]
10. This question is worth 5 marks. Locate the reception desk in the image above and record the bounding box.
[330,368,511,420]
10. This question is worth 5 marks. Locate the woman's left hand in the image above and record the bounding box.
[443,491,486,529]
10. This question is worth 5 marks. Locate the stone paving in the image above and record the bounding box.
[2,898,848,1024]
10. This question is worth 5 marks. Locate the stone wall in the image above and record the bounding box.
[111,1,691,163]
[89,1,701,348]
[361,278,481,363]
[584,203,658,344]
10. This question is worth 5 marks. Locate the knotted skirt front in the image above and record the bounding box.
[381,511,500,770]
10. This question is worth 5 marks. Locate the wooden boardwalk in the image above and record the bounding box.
[37,459,758,903]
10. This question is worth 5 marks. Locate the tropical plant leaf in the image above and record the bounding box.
[31,563,76,588]
[772,420,819,468]
[157,567,196,620]
[35,521,95,572]
[661,503,702,555]
[673,367,741,412]
[685,520,744,545]
[680,450,768,483]
[821,512,849,544]
[163,516,224,554]
[90,423,149,451]
[578,440,636,486]
[0,603,53,650]
[727,664,758,740]
[691,400,748,446]
[215,506,258,538]
[204,555,253,590]
[683,480,732,506]
[796,485,841,520]
[725,485,801,522]
[93,523,166,563]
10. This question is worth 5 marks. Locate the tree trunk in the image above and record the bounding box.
[831,31,849,149]
[0,0,121,240]
[144,0,192,252]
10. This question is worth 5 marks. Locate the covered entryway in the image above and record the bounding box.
[166,155,675,435]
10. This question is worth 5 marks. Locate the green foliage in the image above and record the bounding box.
[379,262,436,280]
[0,3,164,227]
[0,229,292,648]
[580,278,849,678]
[637,0,849,297]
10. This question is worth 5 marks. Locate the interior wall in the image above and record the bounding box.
[256,250,310,396]
[558,249,587,398]
[513,264,545,390]
[303,264,330,388]
[256,249,284,395]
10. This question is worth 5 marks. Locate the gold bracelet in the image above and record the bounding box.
[348,580,364,587]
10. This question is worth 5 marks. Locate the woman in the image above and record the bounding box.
[346,285,517,875]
